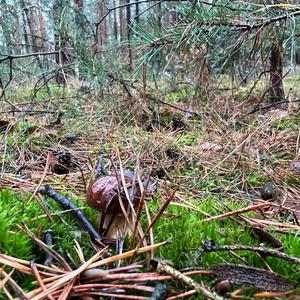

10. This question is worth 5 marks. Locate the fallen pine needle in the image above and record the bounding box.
[202,203,269,222]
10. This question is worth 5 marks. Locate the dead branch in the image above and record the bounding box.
[151,259,223,300]
[201,243,300,265]
[39,185,103,243]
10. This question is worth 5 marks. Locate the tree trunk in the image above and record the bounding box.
[295,49,300,65]
[157,1,162,29]
[37,1,47,52]
[0,0,15,53]
[21,5,30,53]
[126,0,133,69]
[19,0,38,52]
[101,2,108,45]
[26,0,40,52]
[53,0,69,65]
[269,40,284,102]
[135,0,139,23]
[113,0,118,40]
[119,0,126,41]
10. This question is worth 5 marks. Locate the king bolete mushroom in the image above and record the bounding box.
[87,170,155,239]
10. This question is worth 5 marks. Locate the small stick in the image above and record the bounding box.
[31,208,86,221]
[202,244,300,265]
[58,277,76,300]
[28,153,51,203]
[254,290,292,298]
[94,154,109,178]
[2,286,14,300]
[0,253,66,274]
[22,223,72,271]
[72,292,147,299]
[250,218,300,230]
[72,283,154,293]
[151,259,223,300]
[81,264,142,280]
[0,257,31,275]
[39,185,103,243]
[202,203,269,222]
[44,229,54,266]
[132,189,177,259]
[0,268,14,290]
[82,270,210,283]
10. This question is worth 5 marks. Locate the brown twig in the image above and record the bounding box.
[202,203,269,222]
[151,259,223,300]
[202,244,300,265]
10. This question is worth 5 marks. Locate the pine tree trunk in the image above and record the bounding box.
[0,0,14,52]
[126,0,133,69]
[20,0,38,52]
[101,2,107,45]
[269,40,285,102]
[119,0,126,41]
[21,5,30,53]
[135,0,139,23]
[53,0,69,65]
[113,0,118,40]
[37,1,47,52]
[157,1,162,29]
[296,49,300,65]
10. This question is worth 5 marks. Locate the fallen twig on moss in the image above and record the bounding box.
[44,229,54,267]
[202,203,269,222]
[22,223,72,271]
[151,259,223,300]
[201,242,300,265]
[39,185,103,243]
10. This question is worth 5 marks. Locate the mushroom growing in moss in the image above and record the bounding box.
[86,171,155,240]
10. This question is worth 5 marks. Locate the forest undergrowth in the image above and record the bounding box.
[1,81,300,299]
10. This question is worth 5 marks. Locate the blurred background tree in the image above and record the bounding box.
[135,1,300,103]
[0,1,299,109]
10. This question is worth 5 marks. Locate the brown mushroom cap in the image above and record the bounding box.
[86,173,140,214]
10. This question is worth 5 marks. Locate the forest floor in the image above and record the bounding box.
[1,78,300,299]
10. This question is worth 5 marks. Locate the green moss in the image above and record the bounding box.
[146,197,300,284]
[149,198,241,267]
[18,89,32,99]
[165,89,187,103]
[0,189,97,266]
[176,133,199,146]
[273,117,298,131]
[0,191,34,260]
[18,85,65,101]
[247,172,269,187]
[49,85,65,96]
[0,188,101,293]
